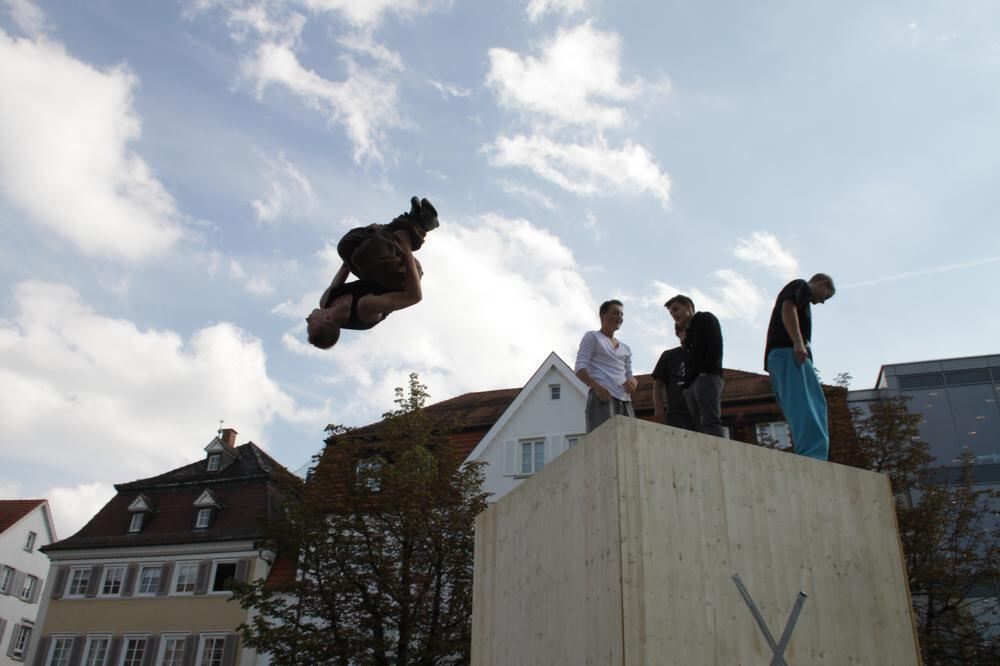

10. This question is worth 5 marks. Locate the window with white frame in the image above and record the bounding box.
[101,566,125,596]
[121,637,147,666]
[565,434,583,449]
[0,565,12,593]
[136,565,161,595]
[206,454,221,472]
[83,635,111,666]
[197,635,227,666]
[520,439,545,475]
[755,421,792,450]
[195,508,212,529]
[11,624,32,660]
[157,635,187,666]
[20,574,37,601]
[66,567,91,597]
[549,384,561,400]
[128,513,144,533]
[210,561,238,592]
[44,634,71,666]
[174,562,199,593]
[24,531,36,552]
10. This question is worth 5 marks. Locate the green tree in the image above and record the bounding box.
[846,388,999,664]
[231,373,490,665]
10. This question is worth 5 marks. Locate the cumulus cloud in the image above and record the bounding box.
[4,0,48,38]
[487,134,670,207]
[0,281,324,482]
[487,22,638,128]
[0,25,184,261]
[244,41,403,164]
[526,0,589,22]
[251,152,316,222]
[648,270,767,324]
[280,215,597,412]
[499,180,557,209]
[46,482,116,538]
[301,0,447,29]
[733,231,799,279]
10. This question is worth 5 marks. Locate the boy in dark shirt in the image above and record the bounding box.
[764,273,836,460]
[652,322,695,431]
[665,295,725,437]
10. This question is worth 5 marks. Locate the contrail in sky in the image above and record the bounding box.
[842,256,1000,289]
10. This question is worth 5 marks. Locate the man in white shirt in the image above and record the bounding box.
[574,300,638,433]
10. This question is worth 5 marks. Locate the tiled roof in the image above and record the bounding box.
[43,443,299,552]
[0,499,45,535]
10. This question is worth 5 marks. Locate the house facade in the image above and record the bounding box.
[1,500,56,664]
[27,429,296,666]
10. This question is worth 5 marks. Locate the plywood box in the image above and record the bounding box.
[472,416,920,665]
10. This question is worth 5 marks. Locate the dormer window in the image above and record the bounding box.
[195,508,213,529]
[127,494,154,534]
[193,489,222,530]
[207,454,221,472]
[129,513,144,533]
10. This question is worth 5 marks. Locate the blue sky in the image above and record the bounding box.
[1,0,998,536]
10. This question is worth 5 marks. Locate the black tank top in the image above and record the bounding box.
[323,281,393,330]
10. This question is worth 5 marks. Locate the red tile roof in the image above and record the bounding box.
[0,499,45,535]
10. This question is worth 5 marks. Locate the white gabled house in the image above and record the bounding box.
[464,352,590,502]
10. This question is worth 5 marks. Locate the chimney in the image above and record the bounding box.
[220,428,238,449]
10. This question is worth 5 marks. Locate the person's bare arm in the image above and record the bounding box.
[320,262,352,308]
[653,379,666,423]
[357,243,422,319]
[781,300,808,364]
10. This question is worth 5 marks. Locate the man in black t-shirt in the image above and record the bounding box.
[652,322,696,431]
[665,294,725,438]
[764,273,836,460]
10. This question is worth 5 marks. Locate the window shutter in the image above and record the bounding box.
[29,633,48,666]
[220,634,239,666]
[107,637,122,666]
[29,576,41,604]
[12,571,25,598]
[67,635,84,665]
[6,624,20,658]
[502,439,516,476]
[121,564,138,597]
[157,563,174,596]
[0,619,6,646]
[181,636,198,666]
[234,558,250,583]
[141,636,159,666]
[84,565,102,598]
[50,566,67,599]
[194,561,211,595]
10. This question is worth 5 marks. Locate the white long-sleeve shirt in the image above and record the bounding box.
[574,330,634,401]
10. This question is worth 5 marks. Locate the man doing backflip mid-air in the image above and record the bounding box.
[306,197,438,350]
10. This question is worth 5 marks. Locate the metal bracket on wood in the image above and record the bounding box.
[732,573,808,666]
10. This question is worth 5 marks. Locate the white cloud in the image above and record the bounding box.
[733,231,799,279]
[285,215,597,411]
[0,281,324,482]
[648,270,767,324]
[0,27,184,261]
[525,0,588,22]
[4,0,48,38]
[251,152,317,222]
[429,79,471,99]
[302,0,447,29]
[499,179,557,209]
[245,41,403,164]
[337,29,403,69]
[487,134,670,207]
[487,22,638,128]
[46,482,116,538]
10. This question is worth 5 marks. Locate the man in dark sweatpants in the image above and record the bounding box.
[666,295,725,438]
[764,273,836,460]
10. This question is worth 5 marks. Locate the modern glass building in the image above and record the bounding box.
[848,354,1000,467]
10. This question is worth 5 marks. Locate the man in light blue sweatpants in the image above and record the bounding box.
[764,274,836,460]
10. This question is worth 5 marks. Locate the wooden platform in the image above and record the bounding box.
[472,416,920,665]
